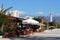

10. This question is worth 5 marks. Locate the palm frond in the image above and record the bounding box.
[3,7,12,13]
[0,4,4,12]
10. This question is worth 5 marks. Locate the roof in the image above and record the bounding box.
[8,16,24,21]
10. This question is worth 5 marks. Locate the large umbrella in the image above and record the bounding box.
[22,18,39,25]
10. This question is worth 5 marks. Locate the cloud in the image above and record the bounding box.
[7,10,26,15]
[36,11,44,15]
[37,12,43,14]
[6,10,26,18]
[14,10,26,17]
[12,10,26,15]
[19,11,26,15]
[35,11,44,16]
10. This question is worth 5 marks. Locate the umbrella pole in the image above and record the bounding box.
[39,25,41,29]
[47,22,49,30]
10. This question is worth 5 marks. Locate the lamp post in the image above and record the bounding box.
[47,21,49,30]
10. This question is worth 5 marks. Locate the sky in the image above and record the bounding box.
[0,0,60,17]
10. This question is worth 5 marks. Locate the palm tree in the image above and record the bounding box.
[0,4,12,34]
[33,17,42,23]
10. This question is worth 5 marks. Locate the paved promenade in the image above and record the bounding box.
[0,35,32,40]
[1,38,31,40]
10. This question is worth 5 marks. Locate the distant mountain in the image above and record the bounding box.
[45,16,60,23]
[53,16,60,22]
